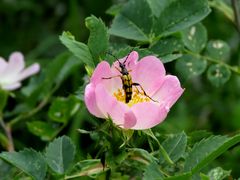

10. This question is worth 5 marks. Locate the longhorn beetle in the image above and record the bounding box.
[102,51,157,103]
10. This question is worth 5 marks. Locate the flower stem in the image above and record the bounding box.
[0,115,14,151]
[144,129,174,165]
[157,141,174,165]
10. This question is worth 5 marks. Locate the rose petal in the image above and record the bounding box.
[2,82,21,90]
[17,63,40,81]
[111,51,139,75]
[84,51,184,130]
[131,55,166,95]
[0,57,7,74]
[8,52,25,73]
[123,110,137,129]
[95,83,129,126]
[91,61,112,85]
[130,102,168,130]
[84,83,104,118]
[152,75,184,108]
[91,61,121,93]
[0,52,25,82]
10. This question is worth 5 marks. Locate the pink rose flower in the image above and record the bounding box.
[0,52,40,91]
[84,51,184,130]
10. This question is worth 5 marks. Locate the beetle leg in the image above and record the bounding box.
[102,74,121,79]
[132,83,158,102]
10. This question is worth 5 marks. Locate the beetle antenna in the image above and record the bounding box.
[123,47,135,64]
[106,51,121,64]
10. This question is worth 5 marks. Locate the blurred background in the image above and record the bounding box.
[0,0,112,57]
[0,0,240,177]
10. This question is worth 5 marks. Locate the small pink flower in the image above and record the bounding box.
[0,52,40,91]
[84,51,184,130]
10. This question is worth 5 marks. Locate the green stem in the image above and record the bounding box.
[0,115,14,151]
[231,0,240,32]
[8,82,61,127]
[144,129,174,165]
[209,0,234,23]
[8,83,60,127]
[157,141,174,165]
[0,132,8,148]
[8,95,49,127]
[184,50,240,75]
[64,165,106,179]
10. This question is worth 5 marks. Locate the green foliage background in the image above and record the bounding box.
[0,0,240,179]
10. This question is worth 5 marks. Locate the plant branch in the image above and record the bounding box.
[209,0,234,23]
[184,50,240,75]
[144,129,174,165]
[231,0,240,32]
[8,95,49,127]
[0,116,14,151]
[8,85,59,127]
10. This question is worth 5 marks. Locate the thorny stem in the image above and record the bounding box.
[0,115,14,151]
[232,0,240,32]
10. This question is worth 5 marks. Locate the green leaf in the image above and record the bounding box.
[146,0,162,17]
[207,167,231,180]
[22,53,81,106]
[128,148,157,164]
[205,40,230,61]
[175,54,207,79]
[181,23,207,53]
[0,89,8,113]
[85,15,109,63]
[66,159,104,179]
[0,159,21,180]
[150,36,184,56]
[48,96,80,123]
[164,172,192,180]
[153,0,211,36]
[188,130,212,146]
[160,132,187,163]
[109,0,211,41]
[143,161,163,180]
[106,4,123,16]
[160,54,183,63]
[184,134,240,174]
[143,129,174,165]
[45,136,76,174]
[54,55,83,85]
[59,31,94,67]
[200,173,210,180]
[207,64,231,87]
[27,121,58,141]
[0,149,47,180]
[109,0,152,42]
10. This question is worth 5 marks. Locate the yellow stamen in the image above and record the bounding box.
[113,88,150,107]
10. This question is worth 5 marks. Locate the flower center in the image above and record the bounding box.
[113,88,150,107]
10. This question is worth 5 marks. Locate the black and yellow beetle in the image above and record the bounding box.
[103,52,157,103]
